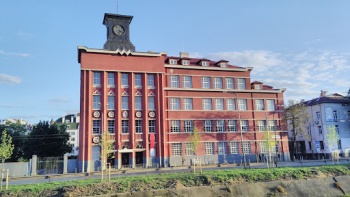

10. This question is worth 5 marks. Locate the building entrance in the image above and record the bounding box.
[121,153,130,166]
[136,152,143,164]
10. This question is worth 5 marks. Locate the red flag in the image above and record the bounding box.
[150,133,155,148]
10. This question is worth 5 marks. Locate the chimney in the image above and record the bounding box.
[180,52,189,58]
[320,90,327,97]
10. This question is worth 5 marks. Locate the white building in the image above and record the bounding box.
[294,91,350,157]
[55,113,80,156]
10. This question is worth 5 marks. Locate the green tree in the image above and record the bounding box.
[0,129,14,190]
[325,125,340,161]
[189,126,201,173]
[262,126,276,168]
[25,121,72,158]
[284,100,310,160]
[0,121,28,161]
[100,131,115,182]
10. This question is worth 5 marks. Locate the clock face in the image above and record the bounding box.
[113,25,125,36]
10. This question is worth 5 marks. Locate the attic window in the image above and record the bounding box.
[182,60,189,65]
[170,59,177,65]
[202,61,209,67]
[255,85,261,90]
[221,63,227,68]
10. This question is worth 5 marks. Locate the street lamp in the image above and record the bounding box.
[230,92,246,168]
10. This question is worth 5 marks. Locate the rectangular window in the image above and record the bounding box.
[135,96,142,110]
[202,98,212,110]
[257,120,267,131]
[333,110,338,122]
[135,120,142,133]
[122,96,129,110]
[183,98,193,110]
[108,120,115,134]
[204,120,213,132]
[184,120,194,132]
[218,142,227,155]
[226,98,235,110]
[268,120,277,131]
[237,78,246,89]
[255,99,264,111]
[240,120,249,132]
[121,73,128,86]
[228,120,237,132]
[170,59,177,65]
[260,141,267,153]
[320,141,324,150]
[93,72,101,86]
[216,120,225,132]
[183,60,189,65]
[108,96,114,110]
[230,142,239,154]
[201,77,211,88]
[92,120,100,134]
[148,96,155,110]
[226,78,234,89]
[171,143,182,156]
[122,120,129,133]
[266,100,275,111]
[318,126,322,134]
[238,99,247,111]
[242,142,251,153]
[134,74,142,87]
[182,76,192,88]
[171,120,180,132]
[204,142,214,155]
[213,77,223,89]
[107,72,114,86]
[170,98,180,110]
[93,95,100,110]
[149,120,156,133]
[148,74,155,87]
[185,143,194,156]
[215,98,224,110]
[169,75,179,88]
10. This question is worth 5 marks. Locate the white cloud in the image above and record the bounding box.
[0,74,22,84]
[205,49,350,101]
[0,50,30,57]
[49,97,72,104]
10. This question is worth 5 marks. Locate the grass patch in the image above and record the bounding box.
[1,164,350,196]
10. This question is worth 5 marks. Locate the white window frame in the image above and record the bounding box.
[182,60,189,65]
[171,120,180,132]
[215,98,224,110]
[230,142,239,154]
[135,120,142,133]
[242,142,251,153]
[108,120,115,134]
[107,72,114,86]
[121,96,129,110]
[135,96,142,110]
[93,95,100,110]
[218,142,227,155]
[108,96,115,110]
[184,120,194,132]
[171,143,182,156]
[213,77,223,89]
[149,120,156,133]
[202,98,212,110]
[92,120,100,134]
[183,98,193,110]
[170,98,180,110]
[228,120,237,132]
[93,72,101,86]
[238,99,247,111]
[240,120,249,132]
[225,78,234,89]
[202,61,209,66]
[148,96,155,110]
[122,120,129,133]
[204,120,213,132]
[170,59,177,65]
[257,120,267,131]
[255,99,264,111]
[237,78,246,89]
[216,120,225,132]
[266,100,275,111]
[226,98,235,110]
[121,73,128,86]
[134,74,142,87]
[182,76,192,88]
[185,143,194,156]
[204,142,214,155]
[169,75,179,88]
[201,77,211,88]
[147,74,155,87]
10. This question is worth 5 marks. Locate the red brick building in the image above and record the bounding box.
[78,13,289,172]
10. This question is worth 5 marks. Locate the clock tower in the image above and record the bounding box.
[103,13,136,51]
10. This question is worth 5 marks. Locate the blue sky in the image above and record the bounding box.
[1,1,350,124]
